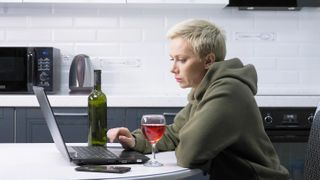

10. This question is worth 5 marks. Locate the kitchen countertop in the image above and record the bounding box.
[0,93,319,107]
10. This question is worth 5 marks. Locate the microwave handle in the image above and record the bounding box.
[27,48,35,91]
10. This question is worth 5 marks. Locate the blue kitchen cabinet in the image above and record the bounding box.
[0,108,14,143]
[15,107,126,143]
[107,107,126,130]
[125,107,183,131]
[16,107,88,143]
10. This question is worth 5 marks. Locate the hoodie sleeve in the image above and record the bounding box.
[175,78,249,170]
[131,104,192,153]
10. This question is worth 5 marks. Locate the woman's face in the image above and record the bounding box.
[169,37,208,89]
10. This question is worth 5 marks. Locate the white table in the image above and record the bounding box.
[0,143,201,180]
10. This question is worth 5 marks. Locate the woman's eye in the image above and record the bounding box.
[179,59,187,63]
[169,58,186,63]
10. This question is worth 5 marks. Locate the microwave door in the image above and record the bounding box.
[0,48,28,92]
[27,48,35,92]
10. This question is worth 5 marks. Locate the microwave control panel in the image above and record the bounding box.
[33,47,54,90]
[38,58,51,86]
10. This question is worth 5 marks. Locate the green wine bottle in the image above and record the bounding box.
[88,69,107,146]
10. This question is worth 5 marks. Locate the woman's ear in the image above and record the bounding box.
[204,53,215,69]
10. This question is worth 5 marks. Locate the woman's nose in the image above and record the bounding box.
[170,64,177,74]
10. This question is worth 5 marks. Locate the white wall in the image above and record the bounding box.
[0,4,319,96]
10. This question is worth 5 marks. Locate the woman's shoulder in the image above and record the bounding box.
[202,77,255,105]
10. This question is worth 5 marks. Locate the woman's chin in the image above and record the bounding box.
[179,84,188,89]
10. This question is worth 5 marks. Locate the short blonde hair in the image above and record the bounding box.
[166,19,226,62]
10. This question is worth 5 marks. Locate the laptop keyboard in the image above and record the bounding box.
[72,146,118,159]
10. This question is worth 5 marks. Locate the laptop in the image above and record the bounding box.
[33,86,149,165]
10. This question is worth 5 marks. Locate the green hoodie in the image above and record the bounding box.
[132,58,289,180]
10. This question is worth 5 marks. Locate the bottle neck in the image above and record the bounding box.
[94,84,101,91]
[94,71,101,91]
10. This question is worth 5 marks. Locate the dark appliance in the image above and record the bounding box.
[228,0,320,10]
[228,0,300,10]
[229,0,299,9]
[0,47,60,93]
[299,0,320,6]
[260,107,316,180]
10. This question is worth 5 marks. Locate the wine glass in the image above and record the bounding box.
[141,114,166,167]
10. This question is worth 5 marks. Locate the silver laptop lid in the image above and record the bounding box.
[33,86,72,162]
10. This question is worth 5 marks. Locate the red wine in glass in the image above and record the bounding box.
[141,114,166,167]
[141,124,166,144]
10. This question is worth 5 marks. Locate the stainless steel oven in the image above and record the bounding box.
[260,107,316,180]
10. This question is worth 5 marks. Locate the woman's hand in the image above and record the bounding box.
[107,127,135,149]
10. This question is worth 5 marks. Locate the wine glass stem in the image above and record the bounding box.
[152,143,156,161]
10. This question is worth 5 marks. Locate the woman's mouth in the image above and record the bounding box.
[175,78,182,83]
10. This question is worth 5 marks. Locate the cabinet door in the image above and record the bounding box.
[192,0,227,4]
[15,107,126,143]
[0,0,21,2]
[23,0,125,3]
[126,0,227,4]
[125,107,182,131]
[107,107,126,129]
[16,107,88,143]
[127,0,192,3]
[0,108,14,143]
[54,107,126,137]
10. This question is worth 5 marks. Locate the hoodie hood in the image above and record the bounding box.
[188,58,258,102]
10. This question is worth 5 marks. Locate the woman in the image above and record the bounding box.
[107,19,289,180]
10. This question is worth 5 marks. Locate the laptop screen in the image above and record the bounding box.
[33,86,72,162]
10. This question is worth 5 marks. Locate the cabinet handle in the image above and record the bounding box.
[54,112,88,117]
[163,112,177,117]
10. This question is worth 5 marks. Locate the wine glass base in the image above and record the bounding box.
[143,160,163,167]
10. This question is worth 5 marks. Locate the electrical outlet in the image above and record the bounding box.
[101,58,142,70]
[235,32,276,41]
[61,54,74,66]
[62,54,73,62]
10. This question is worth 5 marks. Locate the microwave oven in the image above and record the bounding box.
[0,47,60,93]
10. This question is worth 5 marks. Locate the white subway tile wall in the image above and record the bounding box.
[0,30,4,41]
[7,29,52,42]
[0,5,320,96]
[0,17,28,27]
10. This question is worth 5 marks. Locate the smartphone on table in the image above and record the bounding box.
[75,165,131,173]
